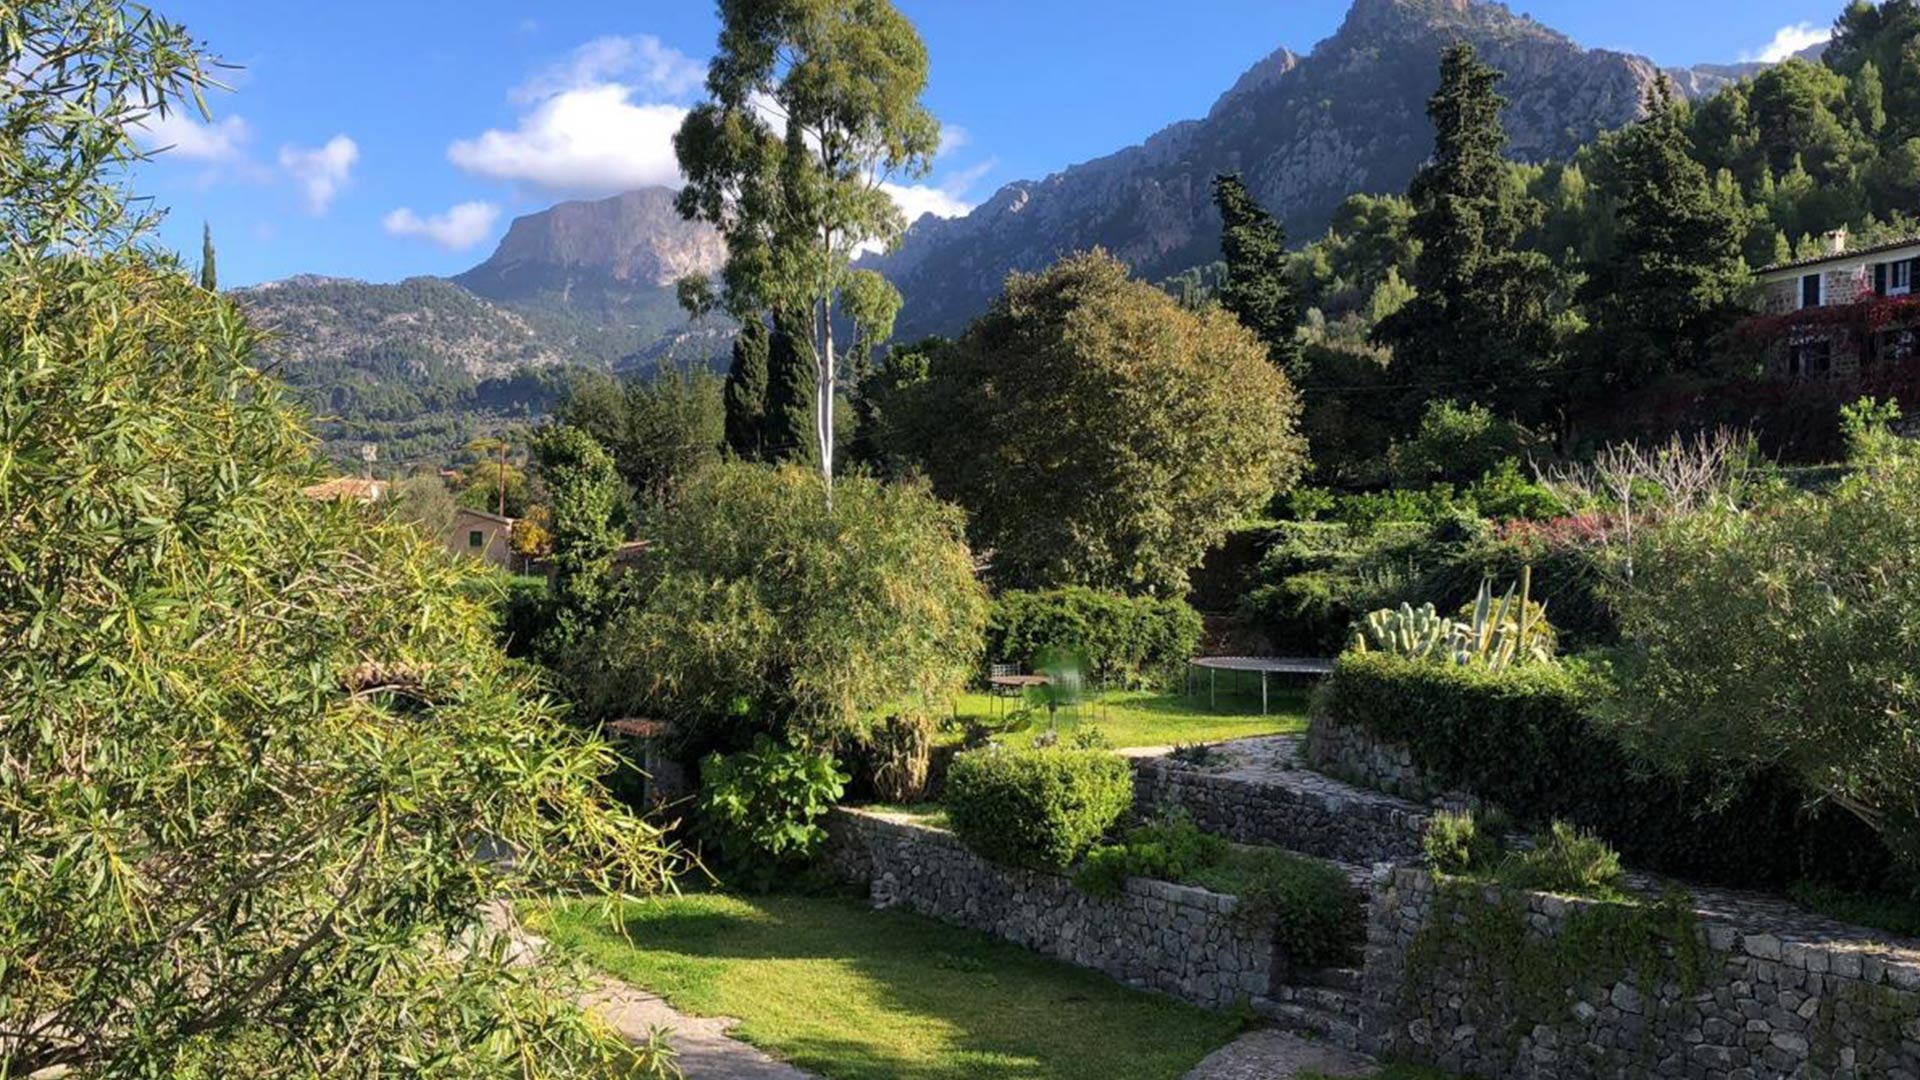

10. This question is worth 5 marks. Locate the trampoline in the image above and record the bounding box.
[1185,656,1336,714]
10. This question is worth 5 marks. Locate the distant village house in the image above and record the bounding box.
[1747,229,1920,381]
[450,507,517,570]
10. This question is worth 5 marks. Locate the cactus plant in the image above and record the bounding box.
[1350,569,1553,672]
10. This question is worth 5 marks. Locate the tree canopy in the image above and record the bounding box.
[884,250,1308,595]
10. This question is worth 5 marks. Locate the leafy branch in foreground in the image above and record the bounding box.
[0,258,678,1078]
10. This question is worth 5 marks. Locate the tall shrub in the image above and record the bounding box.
[1607,409,1920,874]
[580,463,988,751]
[987,587,1203,687]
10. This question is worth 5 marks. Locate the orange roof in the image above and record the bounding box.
[302,477,389,502]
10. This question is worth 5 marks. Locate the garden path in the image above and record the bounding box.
[581,975,818,1080]
[490,903,817,1080]
[1181,1028,1376,1079]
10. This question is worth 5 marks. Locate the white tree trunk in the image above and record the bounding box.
[816,292,836,501]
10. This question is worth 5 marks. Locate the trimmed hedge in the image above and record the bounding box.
[945,748,1135,870]
[986,587,1203,687]
[1318,652,1892,890]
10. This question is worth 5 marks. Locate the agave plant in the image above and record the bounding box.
[1351,568,1552,672]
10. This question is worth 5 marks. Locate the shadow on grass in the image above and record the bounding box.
[544,892,1241,1080]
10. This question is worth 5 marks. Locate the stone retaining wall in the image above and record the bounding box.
[1364,866,1920,1080]
[1129,739,1429,865]
[823,808,1278,1009]
[1305,713,1447,803]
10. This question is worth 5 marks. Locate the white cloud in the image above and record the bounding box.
[449,83,687,195]
[882,182,973,225]
[1742,22,1832,63]
[137,110,250,162]
[383,201,501,250]
[511,34,704,104]
[278,135,359,213]
[936,125,970,159]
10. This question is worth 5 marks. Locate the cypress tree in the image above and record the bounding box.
[723,316,771,460]
[1374,43,1559,421]
[1213,173,1301,370]
[198,222,217,291]
[763,307,819,466]
[1585,79,1749,387]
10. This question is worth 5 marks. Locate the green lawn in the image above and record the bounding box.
[947,686,1310,749]
[535,892,1244,1080]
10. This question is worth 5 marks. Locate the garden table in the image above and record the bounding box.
[1185,656,1336,715]
[987,673,1051,718]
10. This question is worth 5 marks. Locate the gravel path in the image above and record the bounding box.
[1182,1029,1377,1080]
[582,975,816,1080]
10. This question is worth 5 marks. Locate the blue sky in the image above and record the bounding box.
[139,0,1841,287]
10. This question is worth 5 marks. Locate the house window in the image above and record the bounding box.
[1801,273,1824,309]
[468,530,484,549]
[1788,338,1833,379]
[1894,260,1914,296]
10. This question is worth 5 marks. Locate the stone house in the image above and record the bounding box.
[448,507,516,569]
[1747,229,1920,380]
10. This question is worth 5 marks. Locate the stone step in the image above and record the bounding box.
[1294,965,1363,993]
[1251,998,1364,1052]
[1264,983,1363,1021]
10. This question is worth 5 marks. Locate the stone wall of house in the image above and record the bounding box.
[1130,738,1430,866]
[822,808,1279,1009]
[1362,866,1920,1080]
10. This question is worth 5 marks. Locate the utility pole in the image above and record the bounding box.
[496,439,508,517]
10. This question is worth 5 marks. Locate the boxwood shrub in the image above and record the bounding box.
[987,587,1203,687]
[945,748,1135,870]
[1318,652,1892,890]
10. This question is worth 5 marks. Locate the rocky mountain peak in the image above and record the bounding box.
[454,187,723,300]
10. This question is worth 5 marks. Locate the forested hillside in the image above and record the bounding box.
[1213,0,1920,482]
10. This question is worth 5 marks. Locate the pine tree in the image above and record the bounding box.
[1213,173,1301,370]
[198,222,217,291]
[1586,79,1749,387]
[1374,43,1559,421]
[723,316,771,460]
[763,307,819,466]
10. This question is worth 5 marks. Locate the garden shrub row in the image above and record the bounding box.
[1319,652,1893,890]
[986,587,1203,687]
[944,747,1134,870]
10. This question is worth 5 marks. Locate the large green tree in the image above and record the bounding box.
[574,463,988,749]
[674,0,940,495]
[1375,44,1560,421]
[1213,173,1302,370]
[0,6,675,1076]
[883,251,1308,595]
[1584,80,1750,387]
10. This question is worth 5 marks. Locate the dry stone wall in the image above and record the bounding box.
[823,808,1279,1010]
[1129,736,1430,865]
[1365,866,1920,1080]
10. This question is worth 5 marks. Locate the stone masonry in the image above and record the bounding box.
[823,808,1280,1010]
[1129,736,1431,865]
[1364,866,1920,1080]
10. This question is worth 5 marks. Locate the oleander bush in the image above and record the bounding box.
[987,587,1204,688]
[1319,652,1892,890]
[945,748,1134,870]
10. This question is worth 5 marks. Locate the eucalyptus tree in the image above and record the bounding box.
[673,0,940,495]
